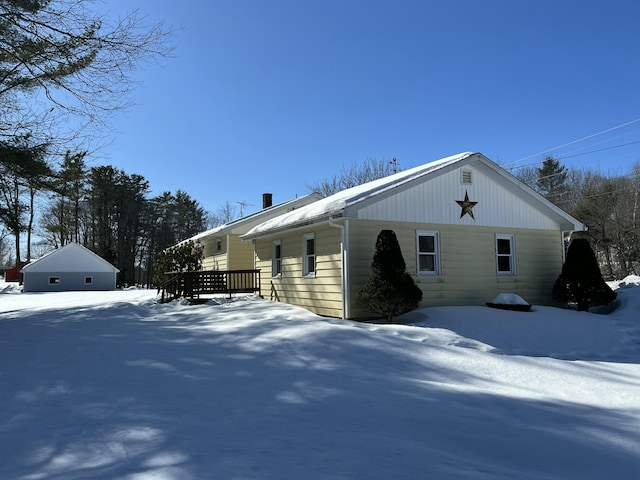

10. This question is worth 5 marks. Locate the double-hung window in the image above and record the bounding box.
[496,234,516,275]
[303,233,315,277]
[417,230,440,275]
[272,240,282,277]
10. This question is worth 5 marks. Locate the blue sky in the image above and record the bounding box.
[97,0,640,216]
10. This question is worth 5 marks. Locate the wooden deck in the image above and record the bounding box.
[159,269,262,303]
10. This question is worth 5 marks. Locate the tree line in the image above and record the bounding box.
[0,148,208,286]
[0,0,181,285]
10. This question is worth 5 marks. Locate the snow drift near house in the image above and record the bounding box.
[0,278,639,479]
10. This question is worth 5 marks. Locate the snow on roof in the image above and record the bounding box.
[244,152,475,237]
[179,193,323,245]
[21,243,119,273]
[187,223,227,242]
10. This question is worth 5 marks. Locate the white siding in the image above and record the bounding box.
[23,271,117,292]
[355,165,561,230]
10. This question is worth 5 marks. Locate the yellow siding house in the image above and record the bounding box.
[179,193,323,271]
[243,152,586,319]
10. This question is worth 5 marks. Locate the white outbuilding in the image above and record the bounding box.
[21,243,119,292]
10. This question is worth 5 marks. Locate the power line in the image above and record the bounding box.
[506,117,640,168]
[560,127,640,158]
[559,140,640,160]
[509,138,640,173]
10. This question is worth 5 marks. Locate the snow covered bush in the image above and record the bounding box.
[357,230,423,322]
[552,238,617,311]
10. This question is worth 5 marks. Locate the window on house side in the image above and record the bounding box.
[417,230,440,275]
[496,234,516,275]
[303,233,315,277]
[215,239,222,252]
[48,277,60,285]
[272,240,282,277]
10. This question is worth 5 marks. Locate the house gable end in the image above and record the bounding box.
[346,154,584,231]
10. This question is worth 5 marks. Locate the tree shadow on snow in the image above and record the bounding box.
[0,297,639,479]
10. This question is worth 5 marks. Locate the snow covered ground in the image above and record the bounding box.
[1,277,639,479]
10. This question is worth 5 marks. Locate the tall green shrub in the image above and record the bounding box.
[552,238,617,311]
[357,230,423,322]
[153,240,203,285]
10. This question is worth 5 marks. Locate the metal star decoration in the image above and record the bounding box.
[456,190,478,220]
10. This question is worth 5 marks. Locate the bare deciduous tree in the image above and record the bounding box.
[207,201,238,228]
[307,157,400,197]
[571,165,640,278]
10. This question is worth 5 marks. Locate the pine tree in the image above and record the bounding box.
[552,238,617,311]
[42,151,88,247]
[536,156,569,204]
[357,230,423,322]
[0,136,51,262]
[87,165,150,285]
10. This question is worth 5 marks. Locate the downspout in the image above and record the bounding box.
[251,239,257,270]
[561,231,571,262]
[329,216,350,319]
[226,234,231,269]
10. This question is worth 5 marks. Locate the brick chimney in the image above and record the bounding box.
[262,193,273,209]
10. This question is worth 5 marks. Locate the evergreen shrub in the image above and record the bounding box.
[153,240,204,285]
[552,238,617,311]
[357,230,423,322]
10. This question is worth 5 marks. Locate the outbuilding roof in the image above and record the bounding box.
[20,243,119,273]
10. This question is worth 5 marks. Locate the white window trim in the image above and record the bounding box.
[416,230,441,276]
[496,234,516,276]
[272,240,282,278]
[303,233,316,278]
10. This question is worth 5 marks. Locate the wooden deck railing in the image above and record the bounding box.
[159,269,261,303]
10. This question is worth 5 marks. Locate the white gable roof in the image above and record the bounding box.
[21,243,119,273]
[244,152,585,237]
